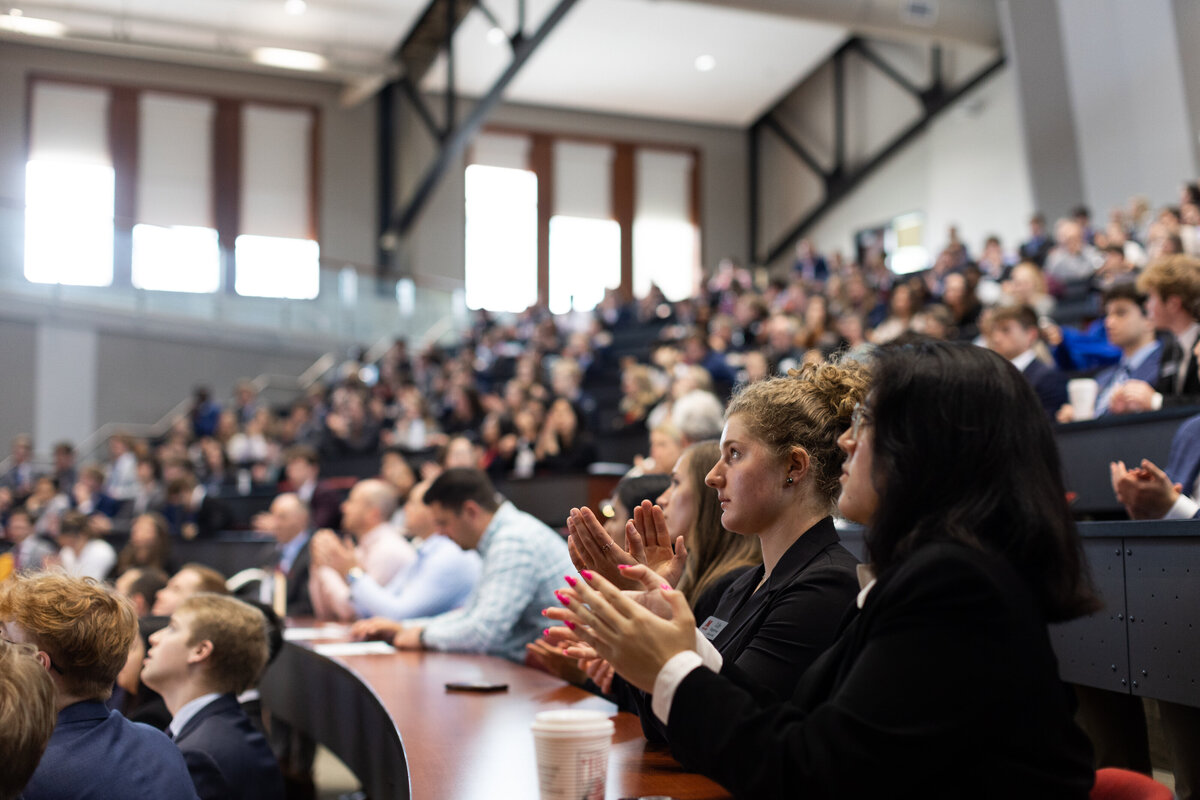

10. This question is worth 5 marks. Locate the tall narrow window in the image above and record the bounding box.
[236,105,319,299]
[24,83,114,286]
[550,142,619,314]
[634,150,697,302]
[133,93,219,293]
[464,164,538,312]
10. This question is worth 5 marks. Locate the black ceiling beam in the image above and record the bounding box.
[393,0,476,83]
[758,52,1006,266]
[852,40,924,101]
[388,0,582,237]
[760,116,828,180]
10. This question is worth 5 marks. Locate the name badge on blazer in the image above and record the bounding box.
[698,616,728,640]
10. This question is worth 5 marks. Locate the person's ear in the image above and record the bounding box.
[188,639,214,666]
[34,649,52,672]
[787,447,810,486]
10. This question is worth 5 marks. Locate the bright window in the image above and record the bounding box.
[464,164,538,313]
[549,215,621,314]
[24,160,114,287]
[633,219,697,301]
[132,225,221,292]
[234,235,320,299]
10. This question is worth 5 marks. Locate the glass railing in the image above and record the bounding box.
[0,202,470,349]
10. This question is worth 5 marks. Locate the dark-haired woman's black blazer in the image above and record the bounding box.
[665,541,1095,799]
[629,516,859,742]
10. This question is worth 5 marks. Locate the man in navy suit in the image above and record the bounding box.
[0,572,197,800]
[1108,254,1200,413]
[988,304,1068,417]
[141,593,284,800]
[1057,283,1163,421]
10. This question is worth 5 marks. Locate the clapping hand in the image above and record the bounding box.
[566,502,687,591]
[544,565,696,693]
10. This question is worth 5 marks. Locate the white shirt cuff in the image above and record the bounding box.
[694,628,723,671]
[649,631,724,726]
[1164,494,1199,520]
[652,651,705,725]
[1152,392,1164,411]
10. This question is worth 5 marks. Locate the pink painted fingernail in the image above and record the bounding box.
[543,628,551,638]
[541,609,548,616]
[580,570,594,581]
[661,583,671,591]
[564,620,577,631]
[564,575,577,587]
[617,564,629,570]
[555,591,570,606]
[562,649,570,656]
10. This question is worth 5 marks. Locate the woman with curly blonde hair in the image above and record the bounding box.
[559,358,869,743]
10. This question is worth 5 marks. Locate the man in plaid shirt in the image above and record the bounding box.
[364,468,574,663]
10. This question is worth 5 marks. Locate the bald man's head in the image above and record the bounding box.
[340,479,397,536]
[269,493,310,543]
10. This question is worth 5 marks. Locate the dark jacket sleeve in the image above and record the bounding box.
[182,748,234,800]
[664,549,1092,799]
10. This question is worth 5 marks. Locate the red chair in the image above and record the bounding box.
[1090,768,1174,800]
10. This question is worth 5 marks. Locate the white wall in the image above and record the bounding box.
[760,51,1033,266]
[1057,0,1197,214]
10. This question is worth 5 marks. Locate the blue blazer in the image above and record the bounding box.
[1165,413,1200,519]
[175,694,285,800]
[1023,359,1069,417]
[23,700,198,800]
[1095,341,1164,416]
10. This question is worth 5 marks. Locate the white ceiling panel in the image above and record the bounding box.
[6,0,847,124]
[422,0,847,126]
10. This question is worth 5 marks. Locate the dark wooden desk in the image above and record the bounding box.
[260,633,732,800]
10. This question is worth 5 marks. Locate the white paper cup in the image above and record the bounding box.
[531,709,613,800]
[1068,378,1099,421]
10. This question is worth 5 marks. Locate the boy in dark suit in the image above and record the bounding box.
[0,572,196,800]
[988,304,1068,417]
[141,593,284,800]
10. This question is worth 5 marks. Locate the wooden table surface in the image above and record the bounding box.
[261,628,732,800]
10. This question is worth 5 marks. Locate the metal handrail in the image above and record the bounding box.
[0,314,462,474]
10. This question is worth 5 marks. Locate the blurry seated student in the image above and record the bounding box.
[1057,283,1163,422]
[309,479,415,621]
[0,572,197,800]
[72,465,122,518]
[141,594,284,800]
[556,362,865,742]
[54,510,117,580]
[351,468,575,663]
[550,342,1098,798]
[253,493,315,617]
[311,479,480,622]
[114,512,177,578]
[110,568,174,730]
[1107,254,1200,412]
[115,567,169,619]
[601,474,671,551]
[6,506,55,572]
[153,564,229,617]
[987,304,1068,417]
[0,639,56,800]
[163,473,233,540]
[277,445,342,531]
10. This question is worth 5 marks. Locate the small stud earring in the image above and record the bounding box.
[786,476,794,484]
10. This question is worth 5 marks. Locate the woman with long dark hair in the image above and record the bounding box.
[554,342,1098,797]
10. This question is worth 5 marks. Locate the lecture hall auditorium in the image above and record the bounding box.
[1,0,1199,798]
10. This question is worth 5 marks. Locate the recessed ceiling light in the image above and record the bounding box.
[486,26,506,46]
[284,0,307,15]
[251,47,327,71]
[694,54,716,72]
[0,10,66,37]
